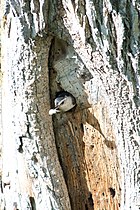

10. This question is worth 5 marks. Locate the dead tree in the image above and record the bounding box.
[1,0,139,210]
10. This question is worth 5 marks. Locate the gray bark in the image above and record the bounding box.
[1,0,140,210]
[1,1,71,210]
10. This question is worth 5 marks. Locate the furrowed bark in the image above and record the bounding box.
[1,0,140,210]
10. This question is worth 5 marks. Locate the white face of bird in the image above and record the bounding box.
[58,96,75,112]
[57,97,67,106]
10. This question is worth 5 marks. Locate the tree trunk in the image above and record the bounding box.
[1,0,139,210]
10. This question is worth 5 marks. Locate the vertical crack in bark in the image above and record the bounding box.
[29,196,36,210]
[18,136,24,153]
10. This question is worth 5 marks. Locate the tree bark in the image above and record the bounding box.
[1,0,140,210]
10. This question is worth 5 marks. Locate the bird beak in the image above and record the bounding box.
[49,109,60,115]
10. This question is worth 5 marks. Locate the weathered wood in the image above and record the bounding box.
[1,1,71,209]
[48,1,139,209]
[1,0,140,210]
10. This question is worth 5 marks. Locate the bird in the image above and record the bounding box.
[49,91,76,115]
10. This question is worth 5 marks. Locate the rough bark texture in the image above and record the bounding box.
[1,1,71,210]
[1,0,140,210]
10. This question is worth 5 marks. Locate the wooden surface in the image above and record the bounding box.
[1,0,139,210]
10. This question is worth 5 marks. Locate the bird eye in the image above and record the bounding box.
[61,101,65,105]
